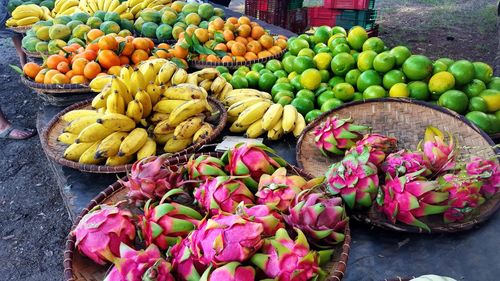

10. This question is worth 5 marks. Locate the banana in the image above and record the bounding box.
[111,77,132,104]
[97,113,136,131]
[126,100,144,123]
[41,6,52,20]
[128,0,142,7]
[229,122,249,133]
[91,85,112,109]
[164,138,192,153]
[64,142,94,161]
[120,66,131,82]
[103,0,112,11]
[119,12,134,20]
[186,73,199,85]
[106,91,125,115]
[153,99,187,114]
[149,112,170,123]
[153,119,175,135]
[113,2,128,14]
[89,75,113,92]
[12,5,43,19]
[139,118,149,128]
[5,18,17,27]
[262,103,284,131]
[137,138,157,160]
[153,132,174,145]
[245,119,265,138]
[76,123,115,143]
[141,0,155,9]
[65,115,101,134]
[57,132,78,145]
[173,117,203,140]
[162,84,207,100]
[224,89,272,100]
[106,154,135,166]
[282,105,298,133]
[128,70,147,95]
[59,6,80,16]
[199,79,212,92]
[233,101,272,127]
[118,128,148,156]
[146,83,162,104]
[168,99,209,126]
[140,63,157,84]
[97,107,106,114]
[16,16,40,26]
[217,82,233,100]
[148,58,169,73]
[171,68,188,85]
[193,123,213,143]
[195,68,219,80]
[293,113,306,138]
[109,0,120,11]
[227,97,269,117]
[222,94,269,107]
[267,118,284,141]
[88,0,99,13]
[97,0,104,10]
[129,4,142,16]
[211,76,227,96]
[157,61,177,85]
[79,141,103,164]
[61,110,100,122]
[53,0,64,13]
[135,90,152,118]
[95,131,128,158]
[59,0,79,13]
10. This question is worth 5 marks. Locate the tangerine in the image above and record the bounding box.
[98,50,121,69]
[194,28,209,43]
[238,16,251,25]
[235,56,245,62]
[120,42,135,56]
[85,43,99,53]
[231,42,246,56]
[87,29,104,42]
[107,66,122,76]
[246,41,262,53]
[251,26,265,40]
[70,75,88,84]
[130,49,149,65]
[214,43,228,52]
[212,17,224,30]
[258,50,272,58]
[56,61,70,74]
[51,73,70,84]
[43,70,59,83]
[72,58,89,75]
[132,38,150,51]
[23,62,41,79]
[259,35,274,49]
[237,24,251,37]
[223,30,234,41]
[46,55,68,70]
[235,36,248,46]
[34,69,47,83]
[65,70,75,79]
[226,40,236,50]
[244,52,258,61]
[83,61,101,79]
[221,56,233,63]
[98,35,118,51]
[119,56,130,65]
[227,17,238,25]
[206,55,219,62]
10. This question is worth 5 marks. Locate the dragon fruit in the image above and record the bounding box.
[185,155,227,181]
[223,143,282,191]
[200,262,256,281]
[325,146,379,209]
[140,194,202,250]
[465,157,500,198]
[189,214,264,267]
[348,133,398,166]
[284,191,348,247]
[236,204,285,236]
[169,239,206,281]
[251,228,330,281]
[122,156,188,203]
[382,150,431,178]
[376,170,450,231]
[104,243,174,281]
[418,126,457,174]
[194,176,255,215]
[73,204,136,265]
[439,174,485,223]
[314,116,368,156]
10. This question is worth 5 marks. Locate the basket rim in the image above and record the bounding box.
[22,47,46,58]
[63,152,352,281]
[21,75,91,94]
[188,49,286,70]
[8,25,31,33]
[40,97,228,173]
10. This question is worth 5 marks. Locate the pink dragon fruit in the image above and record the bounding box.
[251,228,331,281]
[140,193,202,250]
[284,191,348,247]
[104,243,174,281]
[382,150,431,178]
[348,133,398,166]
[194,176,255,215]
[236,203,285,236]
[418,126,457,174]
[314,116,368,156]
[122,156,188,203]
[223,143,282,191]
[325,146,379,209]
[465,157,500,198]
[185,155,227,181]
[200,262,256,281]
[376,170,450,231]
[169,239,206,281]
[73,204,136,265]
[439,174,485,223]
[189,214,264,267]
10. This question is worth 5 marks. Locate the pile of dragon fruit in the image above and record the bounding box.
[315,116,500,231]
[72,143,349,281]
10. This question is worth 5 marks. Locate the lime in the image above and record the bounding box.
[291,97,315,115]
[353,92,363,101]
[433,61,448,74]
[345,69,361,86]
[314,43,328,53]
[298,34,312,45]
[233,69,247,77]
[258,73,277,92]
[362,37,385,53]
[331,26,347,35]
[330,53,355,76]
[298,48,315,58]
[389,83,410,98]
[435,58,454,67]
[296,89,315,101]
[428,71,455,95]
[316,83,329,95]
[245,71,260,88]
[276,77,290,84]
[352,51,360,62]
[333,83,355,101]
[463,79,486,98]
[251,63,265,72]
[271,83,295,96]
[238,66,250,73]
[282,55,296,74]
[319,70,330,83]
[402,55,433,81]
[317,47,331,54]
[408,81,430,101]
[305,109,323,123]
[293,56,315,74]
[383,69,406,89]
[317,90,335,107]
[314,26,331,44]
[331,43,351,56]
[266,59,282,72]
[289,38,309,56]
[488,77,500,91]
[347,26,368,51]
[313,52,333,70]
[465,111,492,133]
[328,37,348,52]
[273,70,287,79]
[473,62,493,83]
[320,98,343,112]
[291,75,303,91]
[288,71,298,80]
[480,89,500,112]
[363,85,386,99]
[230,75,248,89]
[357,50,377,72]
[277,96,293,106]
[389,46,411,66]
[448,60,475,85]
[468,96,489,112]
[220,73,232,82]
[273,91,295,103]
[300,69,322,90]
[488,114,500,133]
[373,51,396,73]
[328,76,345,88]
[438,90,469,114]
[357,70,382,92]
[259,69,272,75]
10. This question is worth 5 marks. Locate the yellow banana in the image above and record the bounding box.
[16,16,40,26]
[233,101,272,127]
[153,99,187,114]
[61,110,100,123]
[88,0,99,13]
[153,119,175,135]
[129,70,147,95]
[135,90,152,118]
[96,131,129,158]
[227,97,269,117]
[137,138,157,160]
[126,100,144,123]
[79,141,104,164]
[224,89,272,100]
[293,113,306,138]
[210,76,227,96]
[262,103,284,131]
[97,113,136,131]
[76,123,115,143]
[119,66,131,82]
[97,0,104,10]
[282,105,298,133]
[91,85,113,109]
[168,99,209,126]
[111,77,132,104]
[245,119,265,138]
[65,115,101,134]
[186,73,199,85]
[171,68,188,85]
[146,83,162,105]
[141,0,155,9]
[119,12,134,20]
[157,62,177,85]
[106,154,135,166]
[59,6,80,16]
[173,117,203,140]
[140,63,157,84]
[5,18,17,27]
[106,91,125,115]
[153,132,174,145]
[64,142,94,161]
[148,58,169,73]
[59,0,79,13]
[194,68,219,80]
[193,123,213,143]
[41,6,52,20]
[222,94,269,107]
[164,138,192,153]
[112,2,127,13]
[53,0,64,13]
[229,122,249,133]
[118,128,148,156]
[199,80,212,92]
[267,118,284,141]
[216,82,233,100]
[12,5,43,19]
[57,132,78,145]
[162,84,207,100]
[89,75,113,92]
[149,112,170,123]
[129,4,142,16]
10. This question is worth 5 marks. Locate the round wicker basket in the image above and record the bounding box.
[188,49,286,70]
[8,25,31,34]
[22,48,46,58]
[21,76,92,94]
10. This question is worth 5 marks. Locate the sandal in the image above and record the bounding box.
[0,125,36,140]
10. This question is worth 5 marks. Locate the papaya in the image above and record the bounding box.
[32,20,53,33]
[49,24,71,41]
[156,24,173,42]
[22,36,41,52]
[72,24,91,40]
[40,0,54,10]
[161,10,177,25]
[118,29,132,37]
[141,22,158,38]
[71,12,90,23]
[86,16,103,29]
[120,19,134,32]
[53,16,72,25]
[134,17,145,34]
[100,21,121,35]
[66,20,83,31]
[7,0,23,13]
[35,41,49,53]
[94,10,106,21]
[140,10,162,24]
[104,12,121,24]
[67,38,85,47]
[181,3,199,14]
[35,26,50,41]
[47,39,66,54]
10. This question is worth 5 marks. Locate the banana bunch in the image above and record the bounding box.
[128,0,172,18]
[6,4,50,27]
[77,0,132,19]
[52,0,81,17]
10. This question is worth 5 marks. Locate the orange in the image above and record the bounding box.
[56,61,70,74]
[34,69,47,83]
[65,70,75,79]
[72,58,89,75]
[155,49,171,59]
[244,52,258,61]
[246,40,262,53]
[224,22,235,32]
[46,55,68,70]
[70,75,88,84]
[98,50,121,69]
[268,45,283,55]
[231,42,246,56]
[238,16,251,25]
[73,50,97,61]
[198,54,208,61]
[204,39,215,48]
[119,56,130,65]
[226,40,236,50]
[132,38,150,51]
[235,36,248,46]
[275,38,287,50]
[83,61,101,79]
[107,66,122,76]
[130,49,149,65]
[214,43,227,52]
[185,26,196,37]
[258,50,272,58]
[87,29,104,42]
[172,43,188,59]
[227,17,238,25]
[23,62,41,79]
[251,26,265,40]
[250,22,258,27]
[194,28,209,43]
[51,73,70,84]
[259,34,274,49]
[235,56,245,62]
[206,55,219,62]
[157,43,170,50]
[212,17,224,30]
[120,42,135,56]
[145,38,155,50]
[223,30,234,42]
[44,70,60,84]
[86,43,99,53]
[98,35,118,51]
[237,24,251,37]
[221,56,233,63]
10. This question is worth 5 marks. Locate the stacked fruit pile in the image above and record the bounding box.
[8,0,55,14]
[76,0,132,19]
[5,3,52,27]
[126,0,180,20]
[72,143,348,280]
[314,116,499,230]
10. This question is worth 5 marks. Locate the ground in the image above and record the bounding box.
[0,0,498,280]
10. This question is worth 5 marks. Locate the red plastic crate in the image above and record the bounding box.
[308,7,342,19]
[309,17,337,27]
[245,0,287,26]
[326,0,373,10]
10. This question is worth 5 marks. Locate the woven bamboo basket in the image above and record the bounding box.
[21,75,92,94]
[63,152,352,281]
[296,98,500,233]
[22,47,46,58]
[188,49,286,70]
[8,25,31,34]
[40,97,228,173]
[384,278,412,281]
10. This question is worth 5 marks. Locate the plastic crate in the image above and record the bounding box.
[285,8,308,33]
[308,7,342,19]
[245,0,287,26]
[288,0,304,10]
[325,0,375,10]
[335,9,377,30]
[309,17,337,27]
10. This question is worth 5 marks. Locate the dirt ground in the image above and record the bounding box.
[0,0,498,280]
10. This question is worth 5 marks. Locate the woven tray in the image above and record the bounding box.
[40,97,227,173]
[63,152,352,281]
[188,49,287,70]
[8,25,31,34]
[21,76,92,94]
[296,98,500,233]
[22,47,46,58]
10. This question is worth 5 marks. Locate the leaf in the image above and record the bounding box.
[191,34,200,46]
[213,50,226,58]
[117,41,126,56]
[170,58,187,69]
[184,34,193,47]
[9,64,23,75]
[193,44,215,55]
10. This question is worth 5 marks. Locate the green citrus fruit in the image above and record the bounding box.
[317,90,335,107]
[330,53,355,76]
[273,91,295,103]
[345,69,361,86]
[321,98,343,112]
[215,66,229,74]
[328,76,345,88]
[300,69,322,90]
[433,61,448,74]
[66,20,84,31]
[435,58,454,67]
[162,11,177,25]
[488,114,500,133]
[305,109,323,123]
[298,48,315,58]
[276,96,292,106]
[296,89,315,101]
[289,38,309,56]
[347,26,368,51]
[293,56,315,74]
[438,90,469,114]
[319,70,330,83]
[357,70,382,92]
[230,75,248,89]
[245,71,260,88]
[389,83,410,98]
[251,63,265,72]
[331,26,347,35]
[265,59,282,72]
[291,75,303,91]
[314,26,331,44]
[468,96,489,112]
[274,70,288,78]
[465,111,492,133]
[487,77,500,91]
[291,97,315,115]
[373,51,396,73]
[357,50,377,72]
[480,89,500,112]
[282,55,296,74]
[382,69,406,90]
[258,73,277,92]
[198,3,214,19]
[473,62,493,83]
[362,37,385,53]
[271,83,295,96]
[220,73,232,82]
[328,37,348,51]
[408,81,429,100]
[333,83,355,101]
[313,52,333,70]
[363,85,386,99]
[331,43,351,56]
[389,46,411,66]
[140,22,158,37]
[428,71,455,96]
[276,77,290,84]
[448,60,475,85]
[259,69,272,76]
[233,69,247,77]
[402,55,433,81]
[463,79,487,98]
[353,92,363,101]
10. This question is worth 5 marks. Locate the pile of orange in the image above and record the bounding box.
[23,33,156,85]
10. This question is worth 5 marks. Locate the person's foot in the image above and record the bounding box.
[0,125,36,140]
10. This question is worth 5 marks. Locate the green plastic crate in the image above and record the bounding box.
[335,9,377,30]
[288,0,303,10]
